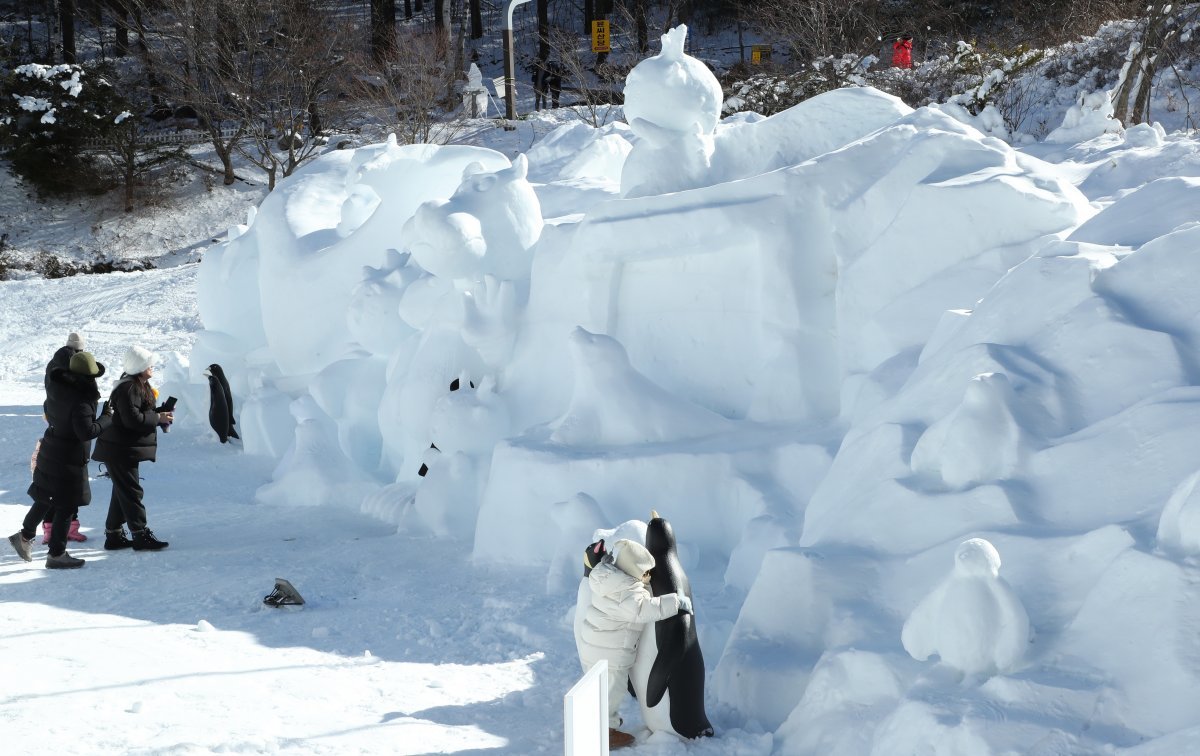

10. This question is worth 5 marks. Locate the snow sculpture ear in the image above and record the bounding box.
[461,161,487,179]
[511,153,529,180]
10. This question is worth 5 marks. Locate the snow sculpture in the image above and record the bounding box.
[901,538,1030,677]
[548,327,734,446]
[623,25,722,135]
[1046,90,1122,144]
[403,155,543,281]
[1156,470,1200,557]
[346,251,419,358]
[910,372,1025,490]
[620,25,723,198]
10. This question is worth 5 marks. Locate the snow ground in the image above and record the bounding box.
[0,213,766,754]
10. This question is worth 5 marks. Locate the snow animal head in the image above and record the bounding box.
[623,25,723,137]
[954,538,1001,578]
[402,155,543,281]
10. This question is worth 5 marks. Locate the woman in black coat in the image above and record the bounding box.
[92,345,173,551]
[7,351,112,568]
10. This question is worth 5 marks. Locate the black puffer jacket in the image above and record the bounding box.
[93,375,162,464]
[30,364,111,506]
[42,344,79,416]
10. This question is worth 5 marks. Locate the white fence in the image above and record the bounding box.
[81,126,243,150]
[564,659,609,756]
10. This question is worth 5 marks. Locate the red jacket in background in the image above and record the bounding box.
[893,38,913,68]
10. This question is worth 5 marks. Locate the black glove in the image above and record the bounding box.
[101,401,112,417]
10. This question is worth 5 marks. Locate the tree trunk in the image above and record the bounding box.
[404,0,412,20]
[469,0,482,39]
[370,0,395,61]
[537,0,549,63]
[434,0,447,31]
[635,0,648,53]
[583,0,593,34]
[216,142,236,185]
[60,0,77,63]
[112,0,130,57]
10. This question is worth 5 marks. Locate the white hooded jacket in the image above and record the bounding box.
[576,554,683,671]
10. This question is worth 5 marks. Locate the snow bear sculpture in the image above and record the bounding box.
[403,154,543,281]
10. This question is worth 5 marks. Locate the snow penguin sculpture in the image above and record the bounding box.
[901,537,1031,678]
[630,511,714,739]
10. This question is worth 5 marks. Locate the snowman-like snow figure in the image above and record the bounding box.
[620,25,724,198]
[901,538,1030,678]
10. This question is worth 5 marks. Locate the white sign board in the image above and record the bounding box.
[564,659,609,756]
[492,76,510,100]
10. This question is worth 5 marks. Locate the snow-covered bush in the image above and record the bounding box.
[0,61,128,193]
[722,57,863,116]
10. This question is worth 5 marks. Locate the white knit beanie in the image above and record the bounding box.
[612,539,655,579]
[66,332,85,350]
[122,345,157,375]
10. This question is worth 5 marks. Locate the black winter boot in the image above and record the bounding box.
[131,528,169,551]
[104,528,133,550]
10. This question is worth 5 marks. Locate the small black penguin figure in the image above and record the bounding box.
[632,511,714,739]
[205,364,237,443]
[583,539,606,577]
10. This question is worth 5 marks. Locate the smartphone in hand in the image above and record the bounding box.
[158,396,177,432]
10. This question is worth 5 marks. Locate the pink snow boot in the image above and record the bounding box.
[67,519,87,542]
[41,521,51,544]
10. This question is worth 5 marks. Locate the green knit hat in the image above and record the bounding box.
[69,351,100,376]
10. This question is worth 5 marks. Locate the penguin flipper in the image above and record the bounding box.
[646,616,689,707]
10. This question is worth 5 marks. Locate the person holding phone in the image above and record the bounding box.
[92,345,172,551]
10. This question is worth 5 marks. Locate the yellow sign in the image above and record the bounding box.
[592,20,610,53]
[751,44,772,64]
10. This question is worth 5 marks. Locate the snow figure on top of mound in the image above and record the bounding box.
[620,25,723,198]
[901,538,1030,678]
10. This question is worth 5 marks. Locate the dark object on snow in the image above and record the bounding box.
[635,512,714,738]
[205,364,238,443]
[264,577,305,607]
[583,538,606,577]
[449,377,475,391]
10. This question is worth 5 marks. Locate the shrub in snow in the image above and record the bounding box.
[901,538,1030,677]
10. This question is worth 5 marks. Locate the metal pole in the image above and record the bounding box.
[503,0,532,121]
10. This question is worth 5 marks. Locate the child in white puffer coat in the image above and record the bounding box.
[575,538,692,749]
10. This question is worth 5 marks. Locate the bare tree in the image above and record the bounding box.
[351,30,466,145]
[131,0,352,187]
[1111,1,1200,125]
[231,0,356,189]
[547,25,621,127]
[748,0,882,62]
[94,115,184,211]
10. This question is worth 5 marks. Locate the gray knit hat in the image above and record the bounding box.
[66,332,85,350]
[612,539,655,579]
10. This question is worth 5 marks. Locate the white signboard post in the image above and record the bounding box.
[564,659,609,756]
